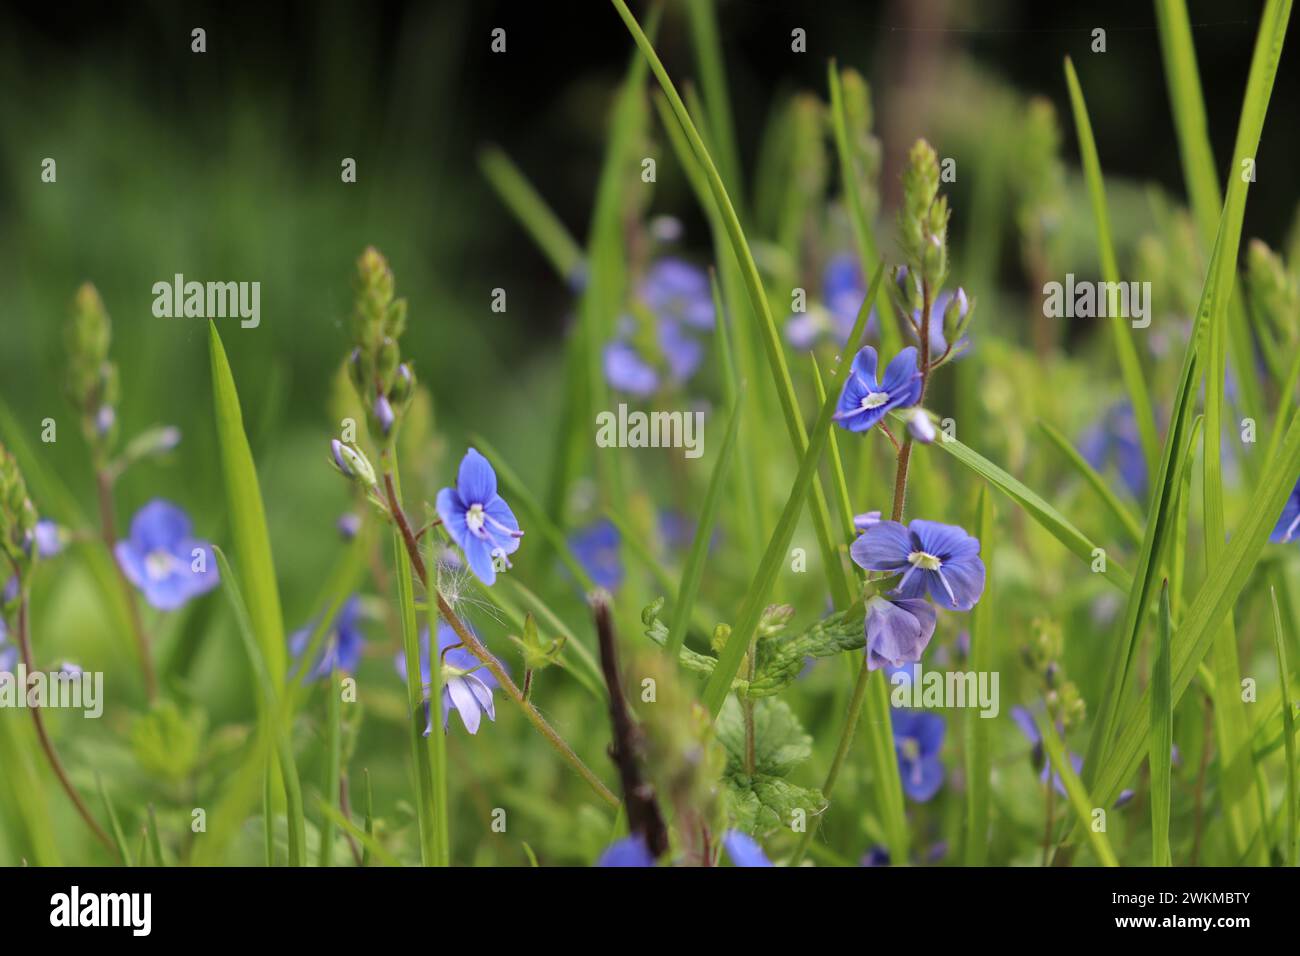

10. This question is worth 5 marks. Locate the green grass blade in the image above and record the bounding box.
[478,145,583,282]
[1036,714,1118,867]
[811,358,858,556]
[425,536,451,866]
[921,427,1132,592]
[1062,57,1160,471]
[963,487,995,865]
[212,546,305,866]
[665,390,743,660]
[208,322,287,684]
[1272,586,1298,866]
[683,0,743,207]
[393,530,437,867]
[316,797,402,867]
[1038,421,1143,545]
[319,666,342,867]
[700,264,884,716]
[95,774,133,867]
[613,0,850,610]
[1150,583,1173,866]
[361,768,374,868]
[146,805,166,867]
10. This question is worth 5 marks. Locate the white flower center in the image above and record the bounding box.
[466,503,486,534]
[908,550,942,571]
[860,390,890,410]
[145,549,177,582]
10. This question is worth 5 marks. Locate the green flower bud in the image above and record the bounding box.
[329,440,378,488]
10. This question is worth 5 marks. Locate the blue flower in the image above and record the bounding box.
[289,595,365,681]
[34,520,63,558]
[891,709,945,802]
[0,626,14,673]
[596,834,658,867]
[865,595,937,671]
[114,500,219,611]
[436,448,523,586]
[833,347,922,433]
[1271,477,1300,543]
[860,845,891,866]
[722,830,773,867]
[396,622,502,735]
[603,316,705,397]
[851,519,985,611]
[912,288,971,359]
[1080,402,1148,501]
[784,254,880,349]
[640,258,714,331]
[569,519,623,591]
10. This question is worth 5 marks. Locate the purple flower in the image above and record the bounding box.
[570,519,623,591]
[373,395,395,436]
[1271,477,1300,543]
[851,519,984,611]
[596,834,657,867]
[396,622,502,735]
[865,595,936,671]
[860,845,891,867]
[34,520,63,558]
[114,500,219,611]
[722,830,773,867]
[604,340,660,397]
[1080,402,1148,501]
[853,511,881,532]
[640,258,714,331]
[785,254,880,349]
[907,409,936,445]
[912,288,970,359]
[0,627,14,672]
[289,595,364,681]
[435,448,523,586]
[603,317,705,397]
[833,347,922,434]
[892,709,945,802]
[336,512,361,540]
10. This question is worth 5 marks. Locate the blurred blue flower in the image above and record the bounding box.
[34,520,63,558]
[1011,706,1081,797]
[396,622,502,736]
[0,626,13,672]
[114,500,219,611]
[289,595,364,681]
[851,519,985,611]
[785,254,879,349]
[892,709,945,802]
[603,316,705,397]
[436,448,523,586]
[864,595,936,671]
[1271,477,1300,543]
[853,510,881,532]
[1080,402,1148,501]
[722,830,773,867]
[569,518,623,591]
[596,834,657,867]
[833,346,922,433]
[336,512,361,541]
[860,845,891,866]
[912,288,970,359]
[640,258,714,331]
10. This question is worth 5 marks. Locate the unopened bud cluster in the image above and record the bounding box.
[65,283,119,452]
[346,247,417,443]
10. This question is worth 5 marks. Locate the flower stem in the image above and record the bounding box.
[12,580,116,854]
[95,467,156,702]
[381,471,619,809]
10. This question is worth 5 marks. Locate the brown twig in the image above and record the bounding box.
[592,594,669,858]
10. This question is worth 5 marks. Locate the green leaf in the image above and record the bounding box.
[725,776,826,838]
[393,529,437,868]
[921,426,1132,591]
[1038,421,1143,545]
[213,546,305,866]
[95,774,133,867]
[1063,57,1160,471]
[208,322,287,684]
[717,696,812,777]
[1150,583,1173,867]
[1271,587,1298,867]
[1035,714,1118,867]
[747,604,865,697]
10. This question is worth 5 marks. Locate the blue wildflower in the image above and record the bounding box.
[861,845,891,866]
[34,520,63,558]
[864,595,937,671]
[1271,477,1300,543]
[851,519,985,611]
[785,254,879,349]
[1011,706,1081,797]
[114,500,219,611]
[853,510,881,532]
[722,830,773,867]
[1080,402,1148,501]
[396,621,502,735]
[639,258,714,331]
[603,316,704,397]
[912,288,970,359]
[289,595,365,681]
[435,448,523,586]
[0,624,13,672]
[569,519,623,591]
[833,347,922,433]
[892,709,945,802]
[596,834,657,867]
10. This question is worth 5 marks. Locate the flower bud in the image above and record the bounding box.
[329,439,377,488]
[907,409,936,444]
[373,395,395,437]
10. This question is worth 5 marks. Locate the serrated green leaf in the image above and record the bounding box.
[725,776,825,837]
[717,696,812,777]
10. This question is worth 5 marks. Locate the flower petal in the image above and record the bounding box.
[910,519,979,562]
[930,554,985,611]
[446,677,482,734]
[880,347,920,398]
[456,448,497,506]
[848,346,880,387]
[463,672,496,723]
[850,520,912,572]
[130,499,193,552]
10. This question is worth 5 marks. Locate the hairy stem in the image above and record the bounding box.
[381,472,619,808]
[95,467,156,701]
[12,580,116,853]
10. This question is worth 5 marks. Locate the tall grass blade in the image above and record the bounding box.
[1150,583,1173,866]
